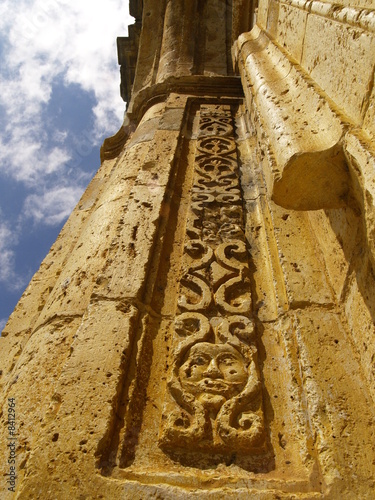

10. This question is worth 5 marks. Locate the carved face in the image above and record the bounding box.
[179,342,248,409]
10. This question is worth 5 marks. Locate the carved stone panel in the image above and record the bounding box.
[159,105,266,455]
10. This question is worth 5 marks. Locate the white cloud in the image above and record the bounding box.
[2,0,130,135]
[0,0,134,322]
[0,318,7,333]
[0,222,17,281]
[0,218,25,291]
[0,0,132,219]
[0,135,71,184]
[24,185,86,226]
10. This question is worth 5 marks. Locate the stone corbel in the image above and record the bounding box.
[100,116,136,162]
[235,26,351,210]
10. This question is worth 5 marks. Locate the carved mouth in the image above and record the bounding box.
[181,378,246,397]
[199,379,231,393]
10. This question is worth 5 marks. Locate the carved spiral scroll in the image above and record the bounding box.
[159,104,265,456]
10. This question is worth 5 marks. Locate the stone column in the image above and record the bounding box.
[1,1,375,498]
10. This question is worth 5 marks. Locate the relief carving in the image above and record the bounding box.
[159,105,266,456]
[160,313,264,453]
[198,114,233,136]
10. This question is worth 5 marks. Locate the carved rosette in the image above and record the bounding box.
[159,105,265,455]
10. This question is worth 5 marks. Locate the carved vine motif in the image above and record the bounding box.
[159,105,265,455]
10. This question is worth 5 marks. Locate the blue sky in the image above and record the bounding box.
[0,0,133,331]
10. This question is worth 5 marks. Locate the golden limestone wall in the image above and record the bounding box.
[1,0,375,498]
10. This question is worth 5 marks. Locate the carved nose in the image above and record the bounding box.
[203,359,222,379]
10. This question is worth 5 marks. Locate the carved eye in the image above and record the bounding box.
[191,356,208,366]
[218,355,237,366]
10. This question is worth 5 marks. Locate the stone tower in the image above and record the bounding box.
[1,0,375,498]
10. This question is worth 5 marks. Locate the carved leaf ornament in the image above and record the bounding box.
[159,105,265,455]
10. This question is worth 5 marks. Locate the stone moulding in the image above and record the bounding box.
[235,25,352,210]
[100,76,244,161]
[126,76,244,118]
[281,0,375,34]
[117,22,142,103]
[100,119,134,162]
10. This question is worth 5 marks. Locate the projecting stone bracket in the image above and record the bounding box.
[100,118,136,162]
[235,26,351,210]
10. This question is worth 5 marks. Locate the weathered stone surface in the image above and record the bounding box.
[307,209,356,301]
[363,83,375,138]
[257,0,270,29]
[344,131,375,267]
[343,261,375,402]
[16,300,139,499]
[292,308,375,497]
[236,27,350,210]
[276,3,308,63]
[1,0,375,498]
[302,14,375,125]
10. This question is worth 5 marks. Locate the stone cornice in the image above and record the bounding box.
[281,0,375,33]
[117,21,142,103]
[126,75,244,121]
[129,0,143,21]
[100,75,244,161]
[236,25,351,210]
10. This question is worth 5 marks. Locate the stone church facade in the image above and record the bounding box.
[1,0,375,498]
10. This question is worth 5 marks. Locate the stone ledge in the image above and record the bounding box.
[236,26,351,210]
[281,0,375,33]
[101,77,244,161]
